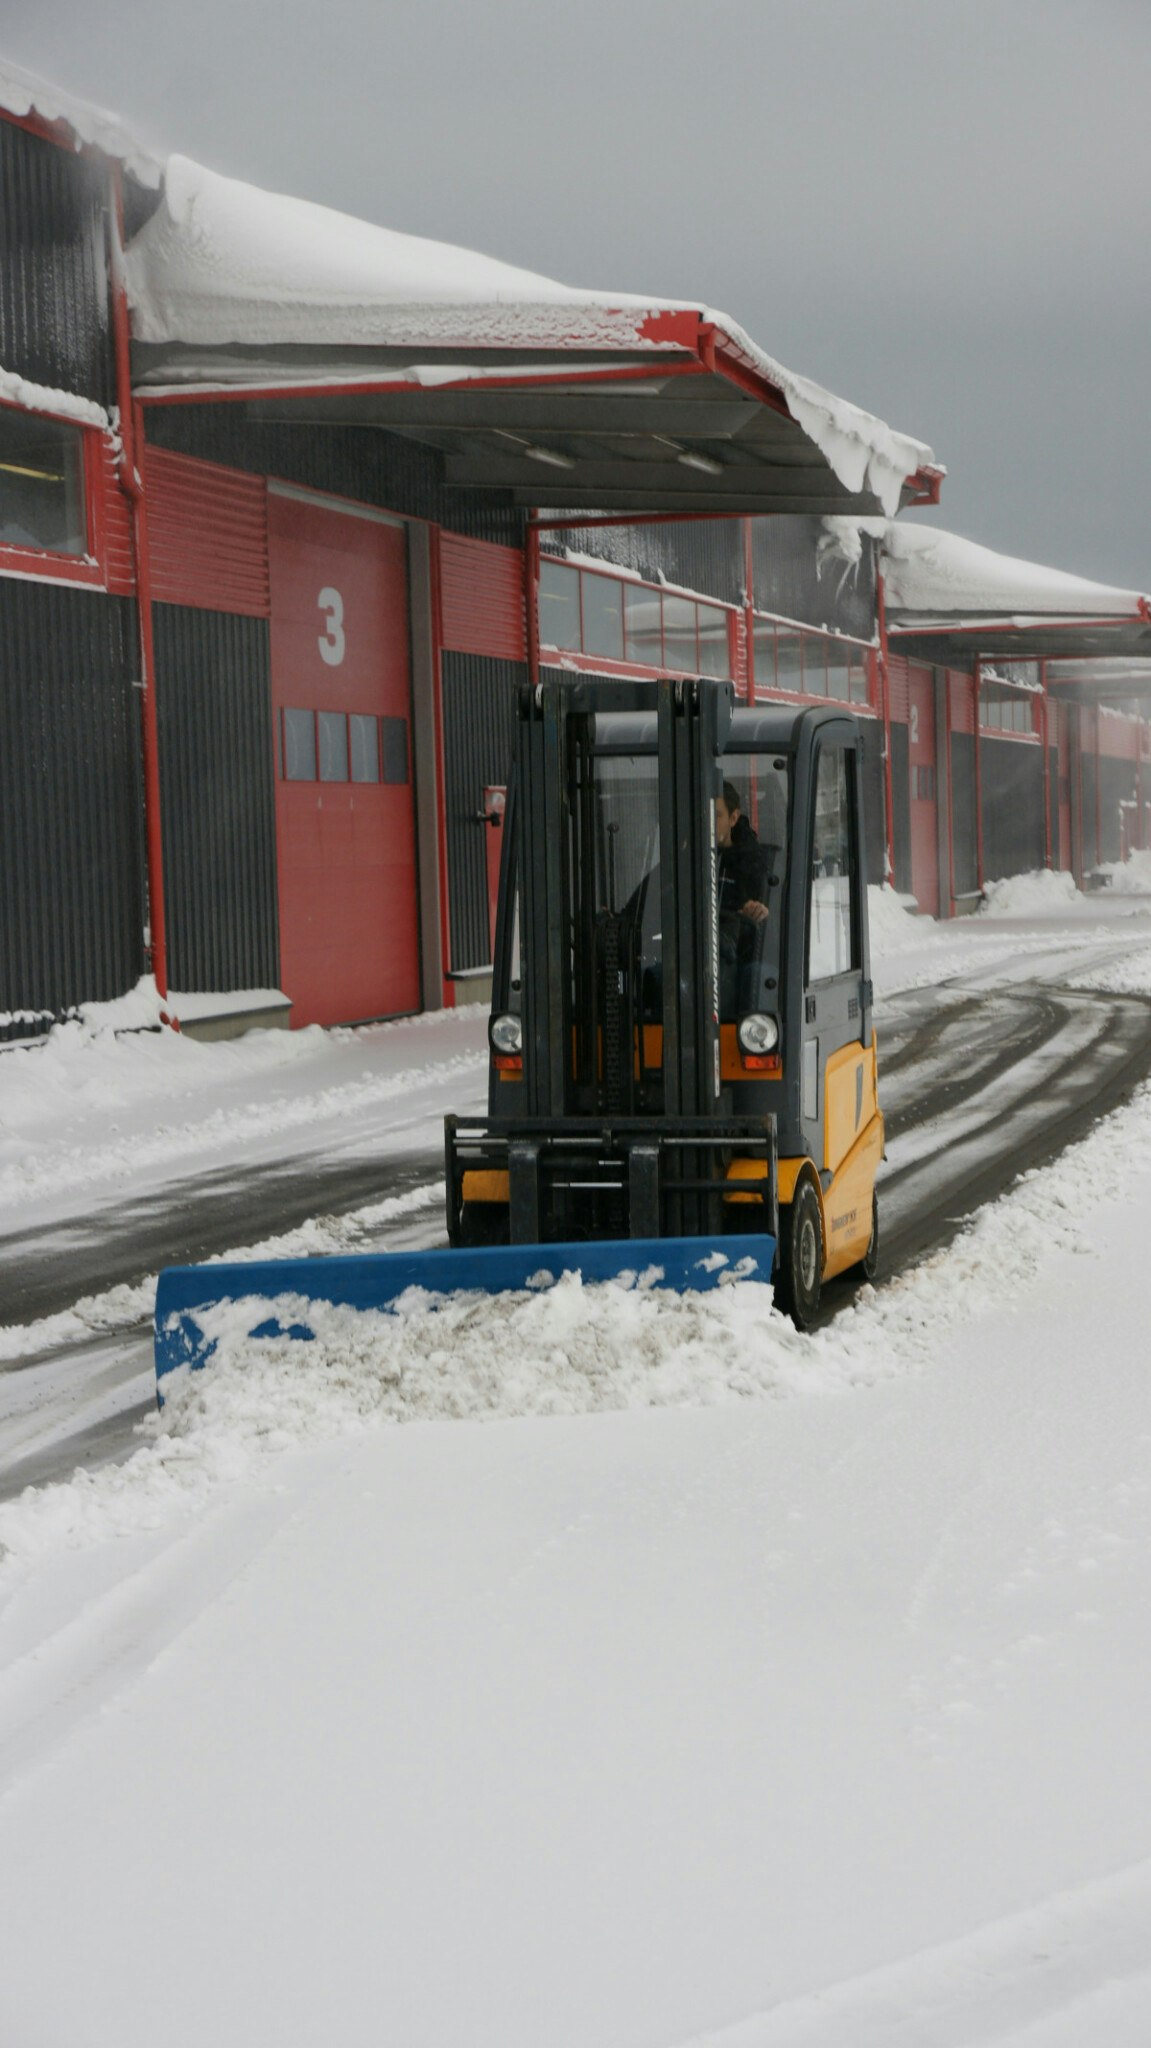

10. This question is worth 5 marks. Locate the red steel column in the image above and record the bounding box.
[525,520,541,689]
[111,167,170,1007]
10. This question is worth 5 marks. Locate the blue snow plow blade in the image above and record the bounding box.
[153,1234,775,1394]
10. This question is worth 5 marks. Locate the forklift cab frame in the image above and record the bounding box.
[445,676,882,1323]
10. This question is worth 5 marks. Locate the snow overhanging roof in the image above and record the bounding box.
[125,158,942,520]
[823,518,1151,668]
[0,55,162,187]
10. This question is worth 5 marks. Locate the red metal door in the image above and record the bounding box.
[908,666,939,916]
[269,490,419,1027]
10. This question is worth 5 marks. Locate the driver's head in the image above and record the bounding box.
[715,781,743,848]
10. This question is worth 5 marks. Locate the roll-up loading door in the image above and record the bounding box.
[268,487,419,1027]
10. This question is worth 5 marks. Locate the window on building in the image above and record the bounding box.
[539,560,581,650]
[849,651,870,705]
[624,583,663,664]
[350,714,380,783]
[662,594,697,671]
[581,571,624,659]
[382,717,410,785]
[826,641,852,702]
[283,708,317,780]
[776,633,804,692]
[318,710,349,781]
[753,619,776,692]
[697,601,730,678]
[0,409,86,557]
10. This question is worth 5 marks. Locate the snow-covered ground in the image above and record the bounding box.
[3,875,1151,2045]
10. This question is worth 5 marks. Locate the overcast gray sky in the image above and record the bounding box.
[4,0,1149,585]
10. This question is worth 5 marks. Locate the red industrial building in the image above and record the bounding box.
[2,63,1148,1043]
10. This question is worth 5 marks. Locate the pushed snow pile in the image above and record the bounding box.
[0,1275,817,1561]
[867,883,927,955]
[979,868,1080,916]
[1091,847,1151,895]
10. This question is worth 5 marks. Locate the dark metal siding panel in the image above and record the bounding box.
[982,740,1045,883]
[889,721,912,895]
[152,604,279,991]
[858,718,887,885]
[1099,755,1136,864]
[0,117,112,405]
[541,516,746,608]
[441,651,525,971]
[0,580,143,1037]
[752,516,876,639]
[951,733,978,897]
[145,408,526,543]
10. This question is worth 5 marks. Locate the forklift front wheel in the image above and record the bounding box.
[457,1201,511,1249]
[776,1180,823,1330]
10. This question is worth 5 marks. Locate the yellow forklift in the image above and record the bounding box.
[154,674,881,1388]
[445,674,882,1327]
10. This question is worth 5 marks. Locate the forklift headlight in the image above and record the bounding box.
[490,1013,523,1056]
[737,1013,779,1056]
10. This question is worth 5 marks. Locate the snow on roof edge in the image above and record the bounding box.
[822,516,1151,621]
[0,55,162,187]
[124,155,935,517]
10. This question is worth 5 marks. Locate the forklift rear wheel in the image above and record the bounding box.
[777,1181,823,1329]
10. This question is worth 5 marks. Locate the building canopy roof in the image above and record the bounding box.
[120,156,942,520]
[823,518,1151,671]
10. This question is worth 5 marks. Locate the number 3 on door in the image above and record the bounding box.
[317,587,345,666]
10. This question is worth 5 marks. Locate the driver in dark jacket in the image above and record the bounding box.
[716,780,773,1016]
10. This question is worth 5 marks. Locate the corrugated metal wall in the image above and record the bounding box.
[0,116,112,405]
[152,605,280,992]
[0,581,143,1037]
[753,517,876,638]
[951,733,978,896]
[145,409,525,545]
[441,651,525,971]
[440,533,526,659]
[982,739,1045,882]
[145,448,270,615]
[857,719,887,885]
[541,516,746,609]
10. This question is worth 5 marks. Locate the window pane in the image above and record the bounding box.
[624,584,663,664]
[318,710,349,781]
[775,632,803,692]
[849,652,870,705]
[662,595,697,671]
[697,602,730,678]
[719,752,790,1019]
[803,636,828,696]
[382,717,409,785]
[581,572,624,658]
[539,559,581,650]
[0,410,85,556]
[826,641,852,702]
[350,713,380,782]
[809,747,857,982]
[283,708,316,781]
[752,619,776,693]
